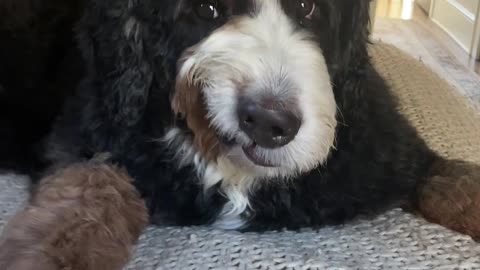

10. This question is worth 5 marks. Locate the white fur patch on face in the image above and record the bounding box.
[205,158,254,230]
[161,127,252,230]
[171,0,338,229]
[177,0,337,181]
[160,128,206,172]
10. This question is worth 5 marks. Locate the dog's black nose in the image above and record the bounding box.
[238,98,301,148]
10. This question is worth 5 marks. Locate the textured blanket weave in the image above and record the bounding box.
[1,43,480,269]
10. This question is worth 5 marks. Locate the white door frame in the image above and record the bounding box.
[370,0,378,30]
[429,0,480,59]
[472,3,480,59]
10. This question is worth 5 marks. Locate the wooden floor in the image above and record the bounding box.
[372,1,480,110]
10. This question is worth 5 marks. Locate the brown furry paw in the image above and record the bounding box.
[418,159,480,241]
[0,163,148,270]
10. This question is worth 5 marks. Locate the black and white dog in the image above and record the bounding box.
[1,0,479,269]
[48,0,434,229]
[52,0,436,229]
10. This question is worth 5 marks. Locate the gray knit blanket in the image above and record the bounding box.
[1,173,479,270]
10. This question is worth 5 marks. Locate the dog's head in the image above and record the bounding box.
[162,0,371,179]
[91,0,371,180]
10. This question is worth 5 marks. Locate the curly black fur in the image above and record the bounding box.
[0,0,86,173]
[2,0,440,231]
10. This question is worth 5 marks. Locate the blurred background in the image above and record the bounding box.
[371,0,480,110]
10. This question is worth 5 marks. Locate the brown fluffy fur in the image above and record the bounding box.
[172,75,221,160]
[418,159,480,241]
[0,161,148,270]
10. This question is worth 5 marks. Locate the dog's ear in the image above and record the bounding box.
[345,0,371,48]
[76,0,157,128]
[333,0,372,75]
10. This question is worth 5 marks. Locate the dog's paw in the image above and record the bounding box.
[0,240,59,270]
[0,162,148,270]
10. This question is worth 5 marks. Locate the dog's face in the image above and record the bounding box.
[162,0,371,179]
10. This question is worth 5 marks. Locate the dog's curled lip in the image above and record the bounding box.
[217,133,280,167]
[241,143,279,168]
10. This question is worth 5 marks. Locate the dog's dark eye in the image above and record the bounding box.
[297,0,315,19]
[196,1,219,20]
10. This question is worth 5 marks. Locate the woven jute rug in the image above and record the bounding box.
[1,43,480,269]
[370,43,480,164]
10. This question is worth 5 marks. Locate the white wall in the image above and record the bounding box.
[431,0,480,58]
[455,0,479,15]
[417,0,432,13]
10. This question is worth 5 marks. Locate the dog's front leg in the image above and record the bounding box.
[0,162,148,270]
